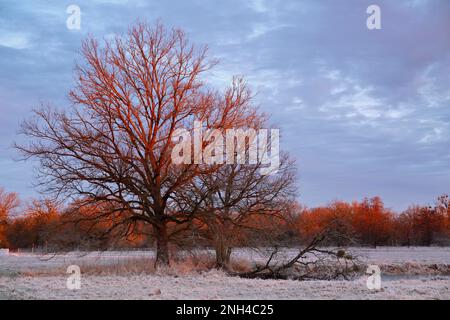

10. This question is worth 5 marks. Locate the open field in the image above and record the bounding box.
[0,247,449,300]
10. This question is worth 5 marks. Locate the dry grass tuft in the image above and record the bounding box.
[19,253,253,277]
[227,258,253,273]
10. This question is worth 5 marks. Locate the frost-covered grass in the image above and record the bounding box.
[0,247,449,300]
[2,272,449,300]
[232,246,450,264]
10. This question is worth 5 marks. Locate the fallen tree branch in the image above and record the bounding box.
[230,227,361,280]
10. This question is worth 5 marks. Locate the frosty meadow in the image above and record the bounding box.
[1,1,449,305]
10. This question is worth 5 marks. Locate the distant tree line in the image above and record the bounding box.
[1,188,449,256]
[295,195,450,247]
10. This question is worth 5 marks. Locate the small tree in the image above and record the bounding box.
[395,209,415,246]
[353,197,393,247]
[436,194,450,239]
[414,206,444,246]
[174,154,297,269]
[0,187,20,248]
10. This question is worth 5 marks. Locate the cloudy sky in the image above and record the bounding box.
[0,0,449,211]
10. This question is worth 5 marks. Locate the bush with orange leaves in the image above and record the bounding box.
[0,188,20,248]
[297,197,394,247]
[6,199,59,249]
[295,195,449,247]
[296,201,357,247]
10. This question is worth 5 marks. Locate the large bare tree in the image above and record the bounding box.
[16,22,257,267]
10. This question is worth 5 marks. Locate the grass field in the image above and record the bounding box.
[1,247,449,300]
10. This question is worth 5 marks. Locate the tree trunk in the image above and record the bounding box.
[213,223,231,269]
[215,239,231,269]
[154,223,170,268]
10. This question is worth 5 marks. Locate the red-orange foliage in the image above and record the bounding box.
[297,201,356,246]
[295,195,449,247]
[6,200,59,249]
[0,188,20,248]
[352,197,394,247]
[4,194,450,250]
